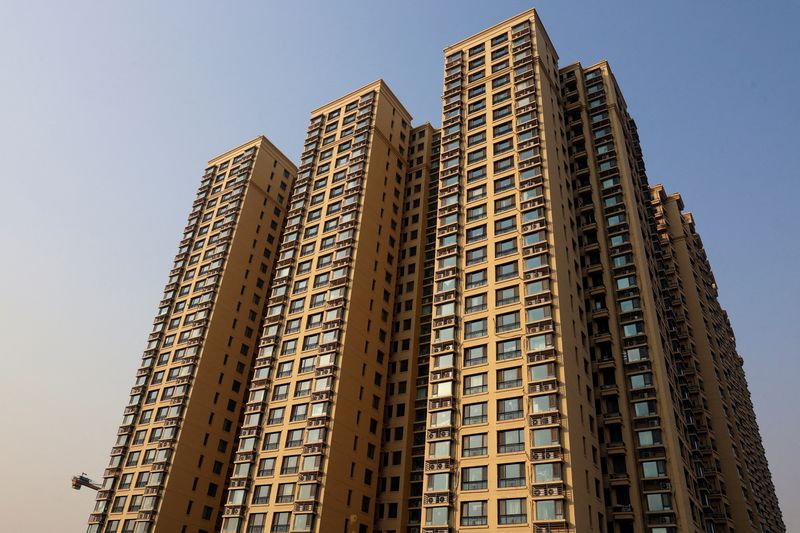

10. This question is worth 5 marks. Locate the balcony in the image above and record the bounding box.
[529,412,560,427]
[531,446,563,462]
[532,482,565,498]
[424,458,453,471]
[423,491,454,505]
[426,427,452,440]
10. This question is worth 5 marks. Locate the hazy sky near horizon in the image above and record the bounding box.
[1,0,798,531]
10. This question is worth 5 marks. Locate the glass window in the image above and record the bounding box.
[495,261,518,281]
[466,247,487,265]
[497,397,523,420]
[464,345,487,367]
[535,499,564,520]
[461,466,488,490]
[463,402,488,425]
[466,204,487,221]
[495,238,517,258]
[460,501,487,526]
[498,498,527,525]
[494,216,516,234]
[463,373,488,395]
[497,338,521,360]
[533,462,562,482]
[531,427,559,447]
[465,293,487,313]
[465,319,487,339]
[462,433,488,457]
[496,311,520,333]
[498,462,526,488]
[497,367,522,389]
[498,428,524,453]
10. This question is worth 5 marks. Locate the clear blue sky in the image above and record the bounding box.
[0,1,797,530]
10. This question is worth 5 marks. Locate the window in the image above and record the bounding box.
[462,433,488,457]
[466,204,487,222]
[496,311,520,333]
[623,321,645,337]
[463,402,488,425]
[494,156,514,173]
[276,483,295,503]
[492,74,510,89]
[461,466,487,490]
[495,238,517,258]
[498,498,527,524]
[494,121,512,136]
[466,247,487,265]
[495,286,519,307]
[466,269,487,289]
[493,138,513,155]
[642,460,667,478]
[464,345,487,366]
[294,380,312,397]
[267,407,285,425]
[465,319,487,339]
[495,261,518,281]
[497,367,522,389]
[494,340,521,364]
[527,305,551,323]
[530,394,558,414]
[257,457,275,476]
[465,293,487,313]
[646,493,672,511]
[463,371,488,395]
[466,225,487,243]
[497,397,523,420]
[467,148,486,164]
[533,462,562,482]
[495,195,515,212]
[637,429,662,446]
[535,499,565,521]
[281,455,300,474]
[634,400,657,417]
[426,472,450,492]
[272,384,289,401]
[467,166,486,182]
[630,373,653,390]
[271,512,291,532]
[251,484,271,504]
[460,501,488,526]
[498,463,526,488]
[246,514,267,533]
[290,404,308,422]
[467,185,486,202]
[498,428,524,453]
[529,362,556,381]
[262,432,280,451]
[468,115,485,130]
[527,333,554,352]
[531,427,559,447]
[616,275,636,289]
[495,216,516,235]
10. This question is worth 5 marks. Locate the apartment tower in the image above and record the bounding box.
[87,138,296,533]
[87,8,784,533]
[219,81,413,533]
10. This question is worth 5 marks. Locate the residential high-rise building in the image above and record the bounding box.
[420,12,602,533]
[87,137,296,533]
[219,81,413,533]
[87,8,783,533]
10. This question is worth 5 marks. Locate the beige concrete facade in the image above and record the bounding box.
[88,8,783,533]
[88,137,296,533]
